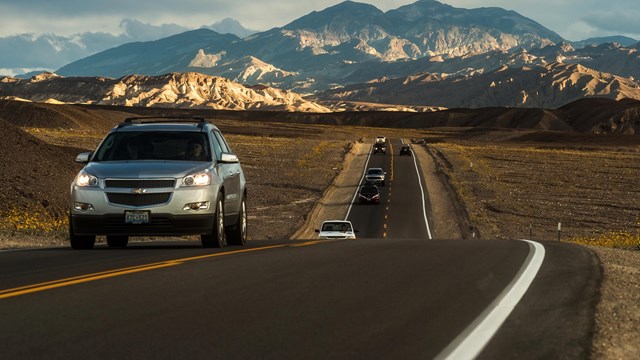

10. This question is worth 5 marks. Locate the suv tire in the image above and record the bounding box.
[201,194,226,248]
[107,235,129,248]
[69,217,96,250]
[226,197,247,246]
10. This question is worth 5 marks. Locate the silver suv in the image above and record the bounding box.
[365,167,386,186]
[69,117,247,249]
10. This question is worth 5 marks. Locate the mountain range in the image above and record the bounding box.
[0,18,257,77]
[3,0,640,110]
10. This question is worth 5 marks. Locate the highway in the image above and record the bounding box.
[0,139,600,359]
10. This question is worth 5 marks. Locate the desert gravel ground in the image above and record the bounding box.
[588,246,640,360]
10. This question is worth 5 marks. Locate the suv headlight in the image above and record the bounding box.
[182,170,211,187]
[75,171,99,187]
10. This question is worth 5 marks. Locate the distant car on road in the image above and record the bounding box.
[375,136,386,144]
[365,167,386,186]
[359,183,380,204]
[400,144,412,156]
[316,220,357,239]
[373,142,386,154]
[69,117,247,250]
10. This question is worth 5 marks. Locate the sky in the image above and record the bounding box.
[0,0,638,41]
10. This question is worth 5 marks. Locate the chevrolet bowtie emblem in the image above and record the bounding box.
[131,188,147,194]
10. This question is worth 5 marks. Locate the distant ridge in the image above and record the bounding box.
[0,72,330,112]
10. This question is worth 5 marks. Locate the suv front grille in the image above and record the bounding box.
[106,193,172,206]
[105,179,176,189]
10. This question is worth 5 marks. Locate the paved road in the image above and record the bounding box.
[0,139,601,359]
[348,139,432,239]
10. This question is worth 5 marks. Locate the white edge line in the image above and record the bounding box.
[344,144,373,221]
[435,239,546,360]
[409,139,433,239]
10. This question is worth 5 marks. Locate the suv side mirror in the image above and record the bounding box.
[219,153,239,164]
[75,152,92,164]
[315,229,320,233]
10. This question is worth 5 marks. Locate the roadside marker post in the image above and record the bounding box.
[557,222,561,241]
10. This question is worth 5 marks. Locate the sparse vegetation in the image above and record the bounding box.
[227,134,349,239]
[429,138,640,246]
[0,207,67,236]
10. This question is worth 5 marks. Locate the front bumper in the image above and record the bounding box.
[70,213,214,236]
[70,181,220,236]
[365,177,385,185]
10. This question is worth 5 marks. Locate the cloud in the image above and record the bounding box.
[582,10,640,37]
[119,19,191,41]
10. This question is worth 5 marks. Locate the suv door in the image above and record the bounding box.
[211,130,241,216]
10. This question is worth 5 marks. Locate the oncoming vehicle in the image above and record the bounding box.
[69,117,247,250]
[400,143,412,156]
[365,167,386,186]
[315,220,357,239]
[375,135,386,144]
[359,183,380,204]
[373,142,386,154]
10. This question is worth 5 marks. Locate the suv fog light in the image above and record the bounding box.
[183,201,210,211]
[74,202,95,211]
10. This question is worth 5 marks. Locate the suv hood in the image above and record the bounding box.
[83,161,209,179]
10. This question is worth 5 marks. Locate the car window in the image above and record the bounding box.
[93,131,210,161]
[213,130,231,153]
[210,130,224,160]
[361,186,378,194]
[322,222,352,232]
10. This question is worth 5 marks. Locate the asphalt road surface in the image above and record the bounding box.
[0,139,601,359]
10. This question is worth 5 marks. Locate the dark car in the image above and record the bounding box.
[359,183,380,204]
[373,142,386,154]
[400,144,411,156]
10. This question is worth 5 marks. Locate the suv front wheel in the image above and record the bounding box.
[69,216,96,250]
[226,197,247,246]
[201,194,226,248]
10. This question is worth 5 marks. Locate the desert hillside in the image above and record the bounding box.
[0,72,330,112]
[320,63,640,109]
[0,117,82,221]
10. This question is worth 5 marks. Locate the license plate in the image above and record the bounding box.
[125,210,150,224]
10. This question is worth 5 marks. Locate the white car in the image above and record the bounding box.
[375,136,386,144]
[316,220,357,239]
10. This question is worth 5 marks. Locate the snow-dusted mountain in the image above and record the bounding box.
[58,1,564,86]
[6,0,640,110]
[0,72,329,112]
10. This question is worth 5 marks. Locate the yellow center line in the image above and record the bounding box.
[291,241,322,247]
[0,243,315,300]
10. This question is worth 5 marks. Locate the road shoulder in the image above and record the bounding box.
[291,142,370,239]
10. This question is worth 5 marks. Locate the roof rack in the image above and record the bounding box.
[118,116,209,130]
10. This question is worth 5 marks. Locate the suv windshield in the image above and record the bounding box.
[367,169,383,175]
[92,131,211,161]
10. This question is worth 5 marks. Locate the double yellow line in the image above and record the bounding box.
[0,243,307,299]
[383,142,394,238]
